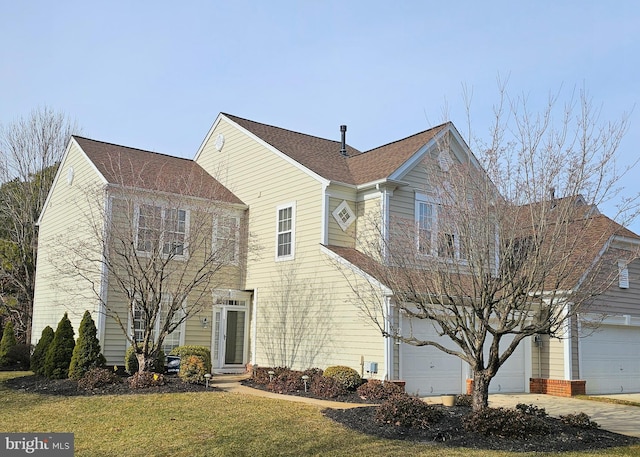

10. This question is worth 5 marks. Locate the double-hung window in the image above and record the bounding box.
[276,202,295,260]
[163,209,187,256]
[136,204,162,253]
[160,295,185,353]
[135,204,188,258]
[416,194,436,255]
[415,193,462,260]
[214,214,240,264]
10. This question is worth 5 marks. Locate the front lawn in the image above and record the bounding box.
[1,371,639,457]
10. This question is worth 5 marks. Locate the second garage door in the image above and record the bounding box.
[580,324,640,394]
[400,317,528,396]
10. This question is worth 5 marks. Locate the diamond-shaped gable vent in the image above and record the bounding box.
[332,200,355,231]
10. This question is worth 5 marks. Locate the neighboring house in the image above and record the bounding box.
[32,113,640,395]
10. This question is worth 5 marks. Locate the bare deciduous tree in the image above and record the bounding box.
[339,85,638,410]
[0,107,78,343]
[260,265,334,368]
[54,147,245,372]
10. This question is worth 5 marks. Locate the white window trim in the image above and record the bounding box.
[128,298,161,347]
[275,201,296,261]
[161,296,187,354]
[414,193,464,260]
[133,202,190,260]
[127,294,187,351]
[213,213,241,265]
[332,200,356,231]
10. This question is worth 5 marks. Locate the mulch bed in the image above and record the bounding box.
[5,374,640,452]
[241,379,640,453]
[4,373,217,396]
[324,405,640,453]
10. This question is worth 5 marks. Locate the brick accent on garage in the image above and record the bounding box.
[530,378,586,397]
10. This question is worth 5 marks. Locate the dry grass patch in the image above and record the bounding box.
[1,372,639,457]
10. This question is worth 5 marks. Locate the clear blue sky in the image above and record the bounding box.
[2,1,638,230]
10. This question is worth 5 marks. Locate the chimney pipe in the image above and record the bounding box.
[340,125,347,157]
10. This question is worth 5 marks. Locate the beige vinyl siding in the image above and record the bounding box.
[101,195,243,365]
[587,257,640,317]
[328,196,357,247]
[530,335,565,379]
[355,194,382,258]
[32,141,105,344]
[196,118,387,376]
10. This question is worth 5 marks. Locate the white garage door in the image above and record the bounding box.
[400,318,527,395]
[485,334,527,394]
[400,318,465,396]
[580,325,640,394]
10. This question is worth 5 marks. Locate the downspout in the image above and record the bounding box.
[563,303,573,380]
[377,184,391,261]
[321,183,329,245]
[251,288,258,366]
[96,190,111,346]
[384,296,393,380]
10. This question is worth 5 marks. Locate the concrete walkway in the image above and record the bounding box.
[211,374,640,438]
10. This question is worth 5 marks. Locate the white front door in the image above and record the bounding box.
[212,292,250,371]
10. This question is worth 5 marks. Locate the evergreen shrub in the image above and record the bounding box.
[323,365,362,390]
[44,313,75,379]
[30,326,54,375]
[0,321,18,366]
[69,311,106,379]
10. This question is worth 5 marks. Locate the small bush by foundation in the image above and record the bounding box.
[356,379,404,401]
[77,368,123,390]
[375,394,443,429]
[129,371,166,389]
[323,365,362,390]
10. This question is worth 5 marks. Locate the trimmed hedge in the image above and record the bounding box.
[323,365,362,390]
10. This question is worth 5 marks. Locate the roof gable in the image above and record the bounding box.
[222,114,361,184]
[220,114,456,186]
[75,136,243,204]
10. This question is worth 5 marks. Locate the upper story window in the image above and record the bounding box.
[135,203,189,258]
[214,214,240,264]
[415,193,464,260]
[276,202,296,260]
[163,209,187,256]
